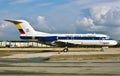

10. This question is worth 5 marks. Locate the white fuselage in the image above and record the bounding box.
[21,33,117,46]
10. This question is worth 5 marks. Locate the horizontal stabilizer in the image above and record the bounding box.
[5,20,22,24]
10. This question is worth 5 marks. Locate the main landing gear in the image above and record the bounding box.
[63,46,69,52]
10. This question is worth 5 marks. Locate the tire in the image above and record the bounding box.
[63,47,68,52]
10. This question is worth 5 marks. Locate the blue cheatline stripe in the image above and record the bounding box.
[20,36,112,41]
[57,36,112,40]
[36,36,57,41]
[20,36,32,39]
[20,36,57,41]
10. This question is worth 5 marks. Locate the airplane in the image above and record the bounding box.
[5,19,117,52]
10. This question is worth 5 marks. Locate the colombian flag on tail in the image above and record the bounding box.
[5,20,25,34]
[16,23,25,34]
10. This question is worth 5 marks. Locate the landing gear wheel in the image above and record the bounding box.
[63,46,68,52]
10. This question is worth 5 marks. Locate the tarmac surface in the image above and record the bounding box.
[0,48,120,76]
[0,59,120,76]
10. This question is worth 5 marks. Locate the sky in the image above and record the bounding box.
[0,0,120,40]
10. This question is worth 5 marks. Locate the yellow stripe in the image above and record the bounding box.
[16,24,22,29]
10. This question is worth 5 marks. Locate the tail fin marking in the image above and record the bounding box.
[16,23,25,34]
[16,23,22,29]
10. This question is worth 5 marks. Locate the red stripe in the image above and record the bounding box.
[19,29,25,34]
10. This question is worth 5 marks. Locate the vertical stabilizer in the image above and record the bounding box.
[5,20,37,36]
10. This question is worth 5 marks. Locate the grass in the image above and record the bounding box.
[0,51,30,56]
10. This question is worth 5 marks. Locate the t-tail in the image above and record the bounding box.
[5,20,47,36]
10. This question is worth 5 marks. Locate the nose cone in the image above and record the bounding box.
[111,40,118,46]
